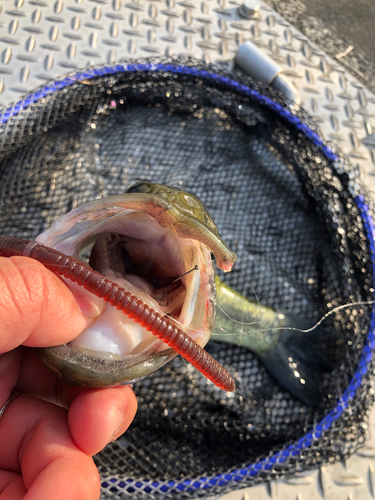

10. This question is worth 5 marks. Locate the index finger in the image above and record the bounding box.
[0,256,96,352]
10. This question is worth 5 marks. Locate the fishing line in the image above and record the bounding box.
[22,251,374,339]
[47,254,374,340]
[164,297,375,339]
[215,299,375,335]
[239,281,262,327]
[12,238,375,343]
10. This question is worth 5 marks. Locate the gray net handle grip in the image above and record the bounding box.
[235,41,300,104]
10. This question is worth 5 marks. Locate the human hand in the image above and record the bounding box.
[0,256,137,500]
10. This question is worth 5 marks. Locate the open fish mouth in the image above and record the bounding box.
[35,182,236,388]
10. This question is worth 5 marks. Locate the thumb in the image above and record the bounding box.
[0,256,98,352]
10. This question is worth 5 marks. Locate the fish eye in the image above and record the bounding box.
[184,194,201,209]
[126,181,152,194]
[211,253,215,261]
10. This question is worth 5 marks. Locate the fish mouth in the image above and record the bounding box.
[37,203,216,387]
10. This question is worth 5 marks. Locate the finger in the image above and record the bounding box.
[68,386,138,455]
[0,471,26,500]
[1,347,84,413]
[15,348,85,409]
[24,455,99,500]
[15,350,137,454]
[0,396,100,500]
[15,348,135,409]
[0,350,22,408]
[0,256,98,352]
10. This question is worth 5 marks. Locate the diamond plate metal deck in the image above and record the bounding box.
[0,0,375,190]
[221,414,375,500]
[1,1,375,499]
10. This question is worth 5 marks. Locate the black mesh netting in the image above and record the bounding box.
[0,58,375,499]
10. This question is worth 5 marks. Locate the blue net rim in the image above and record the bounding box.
[1,62,374,494]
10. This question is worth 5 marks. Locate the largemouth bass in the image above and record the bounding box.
[35,181,332,406]
[35,181,236,388]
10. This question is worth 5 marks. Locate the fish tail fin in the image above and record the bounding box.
[259,314,338,407]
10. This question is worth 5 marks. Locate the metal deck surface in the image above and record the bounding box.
[1,0,375,499]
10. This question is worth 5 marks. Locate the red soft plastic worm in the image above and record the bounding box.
[0,236,236,392]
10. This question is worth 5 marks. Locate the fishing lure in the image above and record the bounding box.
[0,235,235,392]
